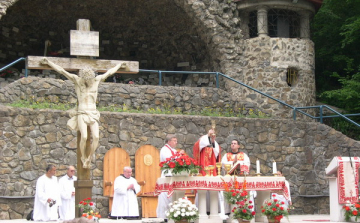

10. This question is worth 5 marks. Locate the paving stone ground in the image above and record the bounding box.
[0,215,345,223]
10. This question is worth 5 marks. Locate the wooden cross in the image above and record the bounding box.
[26,19,139,217]
[27,19,138,74]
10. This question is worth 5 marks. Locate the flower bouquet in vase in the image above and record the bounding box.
[165,197,199,223]
[159,152,200,176]
[222,176,255,223]
[343,201,360,221]
[261,195,289,223]
[232,201,256,223]
[77,197,101,222]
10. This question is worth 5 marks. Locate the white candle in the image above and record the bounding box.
[272,161,277,174]
[256,159,260,174]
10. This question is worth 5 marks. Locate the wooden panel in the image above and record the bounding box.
[27,56,139,74]
[135,145,160,194]
[135,145,160,218]
[103,147,130,212]
[141,197,158,218]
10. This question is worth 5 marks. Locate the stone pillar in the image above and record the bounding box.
[196,190,208,223]
[257,6,268,37]
[299,10,311,39]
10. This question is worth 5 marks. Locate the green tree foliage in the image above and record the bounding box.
[312,0,360,112]
[320,72,360,113]
[312,0,360,139]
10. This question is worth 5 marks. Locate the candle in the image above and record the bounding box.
[256,159,260,174]
[272,161,277,174]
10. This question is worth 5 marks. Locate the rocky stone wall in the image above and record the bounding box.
[1,105,360,219]
[228,36,316,118]
[0,77,261,116]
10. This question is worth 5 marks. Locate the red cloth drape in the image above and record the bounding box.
[193,140,221,176]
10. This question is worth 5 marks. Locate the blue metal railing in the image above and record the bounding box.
[139,69,312,120]
[0,60,358,128]
[294,105,360,127]
[0,57,28,77]
[138,69,360,127]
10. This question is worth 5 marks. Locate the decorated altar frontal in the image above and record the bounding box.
[155,176,288,223]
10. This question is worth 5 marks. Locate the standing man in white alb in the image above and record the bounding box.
[111,166,140,219]
[59,165,77,221]
[156,134,185,219]
[33,164,61,221]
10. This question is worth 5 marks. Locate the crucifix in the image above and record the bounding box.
[27,19,139,217]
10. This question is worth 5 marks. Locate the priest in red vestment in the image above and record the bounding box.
[193,129,221,176]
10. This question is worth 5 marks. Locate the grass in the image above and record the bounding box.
[7,99,269,119]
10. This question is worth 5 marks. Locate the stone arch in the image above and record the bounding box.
[0,0,320,119]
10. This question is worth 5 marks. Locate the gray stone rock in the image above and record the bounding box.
[2,148,14,157]
[49,148,65,159]
[18,148,31,161]
[19,171,37,181]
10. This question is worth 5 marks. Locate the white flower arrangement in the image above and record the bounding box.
[165,197,199,222]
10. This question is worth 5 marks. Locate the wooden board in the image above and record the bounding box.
[70,30,99,57]
[27,56,139,74]
[135,145,160,218]
[103,147,130,212]
[141,197,158,218]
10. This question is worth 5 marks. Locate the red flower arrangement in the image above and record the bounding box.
[0,69,14,78]
[77,198,101,222]
[231,197,256,221]
[261,194,289,223]
[222,176,255,221]
[343,201,360,221]
[159,152,200,175]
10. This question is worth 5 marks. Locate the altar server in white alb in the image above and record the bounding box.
[33,164,61,221]
[59,165,77,220]
[221,139,250,174]
[272,170,292,209]
[156,134,185,219]
[111,166,141,219]
[220,140,256,219]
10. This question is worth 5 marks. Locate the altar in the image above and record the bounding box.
[155,176,288,223]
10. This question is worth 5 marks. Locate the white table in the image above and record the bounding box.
[155,176,288,223]
[325,157,360,222]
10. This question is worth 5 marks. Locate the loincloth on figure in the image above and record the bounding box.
[67,109,100,131]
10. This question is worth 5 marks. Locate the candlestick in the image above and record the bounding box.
[272,160,277,174]
[224,164,231,176]
[216,162,222,177]
[256,159,260,174]
[209,165,214,177]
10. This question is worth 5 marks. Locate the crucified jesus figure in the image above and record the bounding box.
[41,57,127,168]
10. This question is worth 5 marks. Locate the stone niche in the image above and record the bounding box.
[0,0,319,119]
[0,0,214,82]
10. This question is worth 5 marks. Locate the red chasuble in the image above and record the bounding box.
[193,140,221,176]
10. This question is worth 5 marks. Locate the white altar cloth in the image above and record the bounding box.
[154,176,288,223]
[155,176,289,199]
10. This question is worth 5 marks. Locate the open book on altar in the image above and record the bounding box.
[228,161,249,175]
